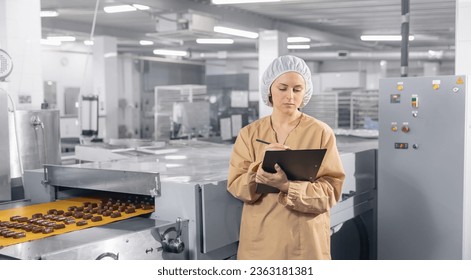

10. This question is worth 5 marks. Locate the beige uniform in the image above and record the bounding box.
[227,114,345,260]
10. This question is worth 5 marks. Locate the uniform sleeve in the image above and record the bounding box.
[278,128,345,214]
[227,129,263,204]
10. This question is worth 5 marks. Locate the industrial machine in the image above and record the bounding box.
[378,75,471,259]
[0,89,11,201]
[0,163,189,260]
[72,139,377,260]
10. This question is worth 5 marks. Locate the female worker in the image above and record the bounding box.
[227,55,345,259]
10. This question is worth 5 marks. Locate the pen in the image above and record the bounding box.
[256,139,271,145]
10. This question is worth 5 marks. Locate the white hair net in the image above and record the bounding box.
[260,55,313,108]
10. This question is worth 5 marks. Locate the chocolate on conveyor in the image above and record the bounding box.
[63,211,73,217]
[83,202,91,207]
[32,227,43,234]
[42,227,54,234]
[75,206,84,212]
[4,231,16,238]
[142,204,154,210]
[63,218,75,225]
[32,213,43,219]
[102,211,112,217]
[43,214,53,220]
[0,221,8,227]
[9,215,21,222]
[47,209,57,215]
[53,223,65,229]
[76,220,88,226]
[118,206,126,212]
[110,212,121,218]
[73,212,84,219]
[13,232,26,239]
[83,214,93,220]
[55,210,64,215]
[17,217,28,223]
[125,207,136,214]
[91,216,102,222]
[67,206,76,211]
[23,225,33,232]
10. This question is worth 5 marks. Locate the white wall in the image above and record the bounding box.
[0,0,43,110]
[41,48,94,116]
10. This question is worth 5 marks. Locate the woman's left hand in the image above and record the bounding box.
[255,163,289,193]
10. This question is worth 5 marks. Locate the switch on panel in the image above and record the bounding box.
[411,95,418,108]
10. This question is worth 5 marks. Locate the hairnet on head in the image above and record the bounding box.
[260,55,313,108]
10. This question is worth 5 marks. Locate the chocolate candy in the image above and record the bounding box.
[32,227,43,234]
[53,223,65,229]
[32,213,43,219]
[110,212,121,218]
[74,212,84,219]
[83,214,93,220]
[91,216,102,222]
[76,220,88,226]
[13,232,26,239]
[9,215,21,222]
[42,227,54,234]
[125,208,136,214]
[63,218,75,225]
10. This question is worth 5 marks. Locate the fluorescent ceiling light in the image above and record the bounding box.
[47,36,76,42]
[84,40,94,46]
[40,10,59,17]
[132,4,150,10]
[139,40,154,45]
[212,0,280,4]
[104,5,137,13]
[214,26,258,39]
[311,42,332,47]
[153,49,188,57]
[287,44,310,49]
[196,38,234,44]
[360,35,415,41]
[41,39,61,46]
[287,37,311,43]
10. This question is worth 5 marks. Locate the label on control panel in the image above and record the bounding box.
[395,143,409,149]
[390,94,401,103]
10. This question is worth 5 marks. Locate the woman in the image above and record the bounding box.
[227,55,345,260]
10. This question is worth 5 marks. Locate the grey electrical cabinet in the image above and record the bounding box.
[378,75,471,259]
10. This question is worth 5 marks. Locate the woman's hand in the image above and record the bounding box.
[255,163,290,193]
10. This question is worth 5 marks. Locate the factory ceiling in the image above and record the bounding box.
[40,0,456,60]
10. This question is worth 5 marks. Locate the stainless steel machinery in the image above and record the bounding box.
[378,75,471,259]
[0,163,189,260]
[71,139,377,260]
[0,89,11,201]
[9,109,61,180]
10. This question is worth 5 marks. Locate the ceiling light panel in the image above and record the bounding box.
[287,37,311,43]
[196,38,234,44]
[360,35,415,41]
[287,44,310,49]
[139,40,154,45]
[132,4,150,10]
[212,0,280,4]
[104,5,137,13]
[47,36,76,42]
[40,11,59,17]
[213,26,258,39]
[153,49,188,56]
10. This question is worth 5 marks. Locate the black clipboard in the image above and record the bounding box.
[256,149,327,193]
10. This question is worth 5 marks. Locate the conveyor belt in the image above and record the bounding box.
[0,197,154,247]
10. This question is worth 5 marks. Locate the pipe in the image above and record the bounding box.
[401,0,410,77]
